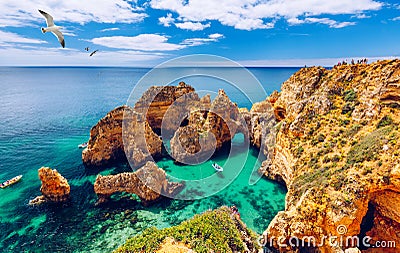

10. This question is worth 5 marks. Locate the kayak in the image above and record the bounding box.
[0,175,23,189]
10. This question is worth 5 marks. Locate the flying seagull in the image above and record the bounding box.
[89,50,99,57]
[38,9,65,48]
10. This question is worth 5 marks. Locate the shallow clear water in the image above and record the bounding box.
[0,67,296,252]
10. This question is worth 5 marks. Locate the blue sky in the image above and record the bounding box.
[0,0,399,66]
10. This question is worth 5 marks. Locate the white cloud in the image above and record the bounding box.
[304,18,356,28]
[159,13,175,27]
[0,30,47,46]
[91,33,224,51]
[150,0,382,30]
[91,34,185,51]
[208,33,224,39]
[392,17,400,21]
[100,27,120,32]
[287,17,305,25]
[181,33,225,46]
[175,21,210,31]
[0,0,146,27]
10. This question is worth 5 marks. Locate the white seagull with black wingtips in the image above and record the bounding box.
[38,9,65,48]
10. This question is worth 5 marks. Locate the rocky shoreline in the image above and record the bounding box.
[50,59,399,252]
[261,60,400,253]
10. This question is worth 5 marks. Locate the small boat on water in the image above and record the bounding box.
[78,142,88,149]
[0,175,22,189]
[212,162,223,172]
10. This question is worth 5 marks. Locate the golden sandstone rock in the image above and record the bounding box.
[29,167,70,205]
[85,61,400,252]
[93,161,183,206]
[170,89,248,163]
[261,60,400,253]
[82,106,162,168]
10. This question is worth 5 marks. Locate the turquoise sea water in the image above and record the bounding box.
[0,67,297,252]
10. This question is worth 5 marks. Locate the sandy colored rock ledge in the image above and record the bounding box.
[94,161,184,206]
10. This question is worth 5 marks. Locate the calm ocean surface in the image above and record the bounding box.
[0,67,298,252]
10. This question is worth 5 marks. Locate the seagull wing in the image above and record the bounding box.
[38,10,54,27]
[90,50,99,57]
[52,29,65,48]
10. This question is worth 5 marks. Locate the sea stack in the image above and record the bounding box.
[29,167,70,205]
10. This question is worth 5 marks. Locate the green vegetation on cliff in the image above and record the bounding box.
[264,59,400,252]
[114,207,259,253]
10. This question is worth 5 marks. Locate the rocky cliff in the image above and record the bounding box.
[29,167,70,205]
[240,97,277,160]
[82,106,162,168]
[170,89,247,163]
[261,60,400,253]
[93,161,183,206]
[134,81,198,134]
[83,84,248,167]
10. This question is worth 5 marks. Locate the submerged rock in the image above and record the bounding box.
[93,161,183,206]
[29,167,70,205]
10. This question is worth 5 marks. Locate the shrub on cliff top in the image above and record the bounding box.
[343,89,357,102]
[346,126,393,165]
[114,207,258,253]
[376,115,394,129]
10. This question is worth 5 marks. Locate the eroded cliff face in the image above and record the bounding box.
[82,106,162,168]
[93,161,183,206]
[261,60,400,253]
[134,82,198,134]
[170,89,247,163]
[82,83,203,168]
[29,167,70,205]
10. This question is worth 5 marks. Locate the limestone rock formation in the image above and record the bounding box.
[93,161,183,205]
[83,83,202,168]
[82,106,162,168]
[170,89,247,163]
[247,98,277,157]
[134,82,199,134]
[260,60,400,253]
[29,167,70,205]
[123,108,163,168]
